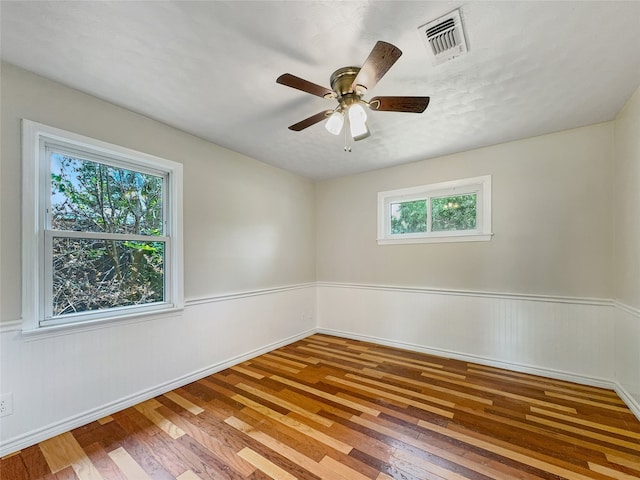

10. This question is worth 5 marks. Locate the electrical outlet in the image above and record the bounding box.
[0,393,13,417]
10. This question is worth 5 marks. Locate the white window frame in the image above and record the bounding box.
[377,175,492,245]
[22,119,184,334]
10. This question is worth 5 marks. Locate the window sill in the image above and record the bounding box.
[20,306,183,341]
[377,233,493,245]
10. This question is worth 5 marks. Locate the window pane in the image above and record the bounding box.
[51,152,163,236]
[52,237,164,317]
[390,199,427,234]
[431,194,477,232]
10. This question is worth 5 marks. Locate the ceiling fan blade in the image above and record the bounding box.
[277,73,334,99]
[288,110,333,131]
[369,96,430,113]
[351,41,402,92]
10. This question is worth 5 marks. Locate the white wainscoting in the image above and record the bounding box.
[317,283,616,388]
[2,282,637,456]
[614,301,640,419]
[0,284,316,457]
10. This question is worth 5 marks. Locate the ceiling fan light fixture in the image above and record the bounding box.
[277,41,430,148]
[348,103,370,140]
[325,110,344,135]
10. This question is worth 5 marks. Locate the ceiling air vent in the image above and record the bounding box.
[418,9,468,65]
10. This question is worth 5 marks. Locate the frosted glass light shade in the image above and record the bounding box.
[325,111,344,135]
[349,103,370,140]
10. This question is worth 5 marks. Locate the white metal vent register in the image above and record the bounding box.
[418,8,468,65]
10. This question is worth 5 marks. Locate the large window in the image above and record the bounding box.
[22,120,183,331]
[378,175,492,244]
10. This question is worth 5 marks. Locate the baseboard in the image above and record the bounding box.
[614,383,640,422]
[0,327,317,457]
[317,327,615,390]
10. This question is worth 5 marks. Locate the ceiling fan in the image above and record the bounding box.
[276,41,430,148]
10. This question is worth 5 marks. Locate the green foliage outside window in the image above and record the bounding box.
[431,194,477,231]
[50,153,165,316]
[389,194,477,236]
[390,200,427,234]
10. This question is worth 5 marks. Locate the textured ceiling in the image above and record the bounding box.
[1,1,639,180]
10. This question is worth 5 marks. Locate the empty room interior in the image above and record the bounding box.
[1,1,639,479]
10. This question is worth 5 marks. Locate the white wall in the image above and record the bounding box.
[316,123,613,298]
[0,63,317,454]
[613,86,640,409]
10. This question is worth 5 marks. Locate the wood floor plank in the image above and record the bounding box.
[452,403,633,463]
[362,368,493,406]
[82,442,127,480]
[173,434,250,480]
[420,371,579,413]
[269,350,321,365]
[525,414,640,452]
[39,432,104,480]
[107,447,150,480]
[226,415,363,480]
[466,368,627,404]
[317,454,372,480]
[345,372,457,407]
[4,334,640,480]
[422,419,617,480]
[232,393,353,454]
[262,352,310,369]
[249,357,301,375]
[237,447,300,480]
[544,391,635,413]
[236,405,333,463]
[606,452,640,471]
[467,364,621,396]
[270,374,382,416]
[133,400,186,439]
[297,345,380,368]
[236,382,334,427]
[110,410,177,480]
[156,405,257,477]
[588,462,640,480]
[96,417,114,426]
[308,334,348,345]
[0,451,30,480]
[326,375,455,419]
[18,445,55,480]
[231,364,266,379]
[176,470,202,480]
[55,466,80,480]
[346,344,446,369]
[350,412,542,480]
[529,406,640,439]
[163,391,205,415]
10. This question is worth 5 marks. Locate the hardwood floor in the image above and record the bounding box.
[2,334,640,479]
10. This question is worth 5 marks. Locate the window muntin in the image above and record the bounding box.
[22,120,183,332]
[378,176,492,244]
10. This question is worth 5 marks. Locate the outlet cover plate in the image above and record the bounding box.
[0,393,13,417]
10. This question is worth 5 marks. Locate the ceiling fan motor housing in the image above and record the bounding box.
[330,67,363,100]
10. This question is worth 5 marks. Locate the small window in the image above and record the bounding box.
[378,175,492,244]
[22,120,183,331]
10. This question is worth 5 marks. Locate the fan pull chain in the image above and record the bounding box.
[344,116,352,152]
